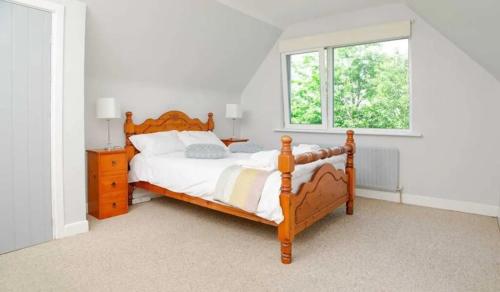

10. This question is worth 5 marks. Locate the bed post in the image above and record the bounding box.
[345,130,356,215]
[278,135,295,264]
[124,112,135,160]
[207,112,214,131]
[124,111,135,205]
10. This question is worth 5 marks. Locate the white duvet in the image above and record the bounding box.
[129,151,346,224]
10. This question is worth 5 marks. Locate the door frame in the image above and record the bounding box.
[5,0,65,238]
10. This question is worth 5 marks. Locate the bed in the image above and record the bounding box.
[124,110,356,264]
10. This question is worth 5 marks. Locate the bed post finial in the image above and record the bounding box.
[124,111,136,205]
[124,112,135,160]
[346,129,354,145]
[207,112,214,131]
[278,135,294,264]
[345,130,356,215]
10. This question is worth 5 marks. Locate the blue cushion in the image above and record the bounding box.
[229,142,264,153]
[185,143,228,159]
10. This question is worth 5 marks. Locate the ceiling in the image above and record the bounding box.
[405,0,500,82]
[216,0,399,28]
[217,0,500,81]
[83,0,281,94]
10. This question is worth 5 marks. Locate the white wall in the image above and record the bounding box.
[240,4,500,209]
[84,81,239,148]
[61,0,87,229]
[39,0,87,236]
[82,0,281,149]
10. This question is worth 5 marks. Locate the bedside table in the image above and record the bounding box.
[221,138,249,146]
[87,149,128,219]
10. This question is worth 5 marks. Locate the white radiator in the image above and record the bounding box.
[355,147,400,192]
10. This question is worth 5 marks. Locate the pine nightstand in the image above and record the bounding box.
[221,138,249,146]
[87,149,128,219]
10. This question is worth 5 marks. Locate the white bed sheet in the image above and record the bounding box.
[129,152,346,224]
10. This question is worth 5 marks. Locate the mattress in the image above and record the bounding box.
[129,151,346,224]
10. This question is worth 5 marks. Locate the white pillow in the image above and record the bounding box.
[177,131,227,149]
[129,131,185,156]
[293,144,321,155]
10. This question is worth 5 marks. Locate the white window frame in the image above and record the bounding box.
[281,48,328,130]
[281,38,415,135]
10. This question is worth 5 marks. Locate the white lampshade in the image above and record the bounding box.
[96,97,120,119]
[226,104,242,119]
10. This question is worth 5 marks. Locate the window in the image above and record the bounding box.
[287,51,322,125]
[282,38,410,131]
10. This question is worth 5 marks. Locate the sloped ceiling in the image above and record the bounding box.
[217,0,500,82]
[83,0,281,94]
[216,0,398,28]
[405,0,500,82]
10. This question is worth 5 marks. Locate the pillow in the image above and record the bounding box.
[178,131,227,149]
[229,142,264,153]
[185,143,228,159]
[293,144,321,155]
[129,131,185,156]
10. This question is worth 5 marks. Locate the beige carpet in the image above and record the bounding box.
[0,197,499,291]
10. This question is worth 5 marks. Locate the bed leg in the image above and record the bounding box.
[346,201,354,215]
[281,240,292,264]
[346,167,355,215]
[128,183,135,205]
[345,130,355,215]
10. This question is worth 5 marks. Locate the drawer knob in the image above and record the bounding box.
[111,181,116,187]
[112,202,117,208]
[111,160,117,166]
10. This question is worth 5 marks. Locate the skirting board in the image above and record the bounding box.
[356,188,499,217]
[356,188,401,203]
[59,220,89,238]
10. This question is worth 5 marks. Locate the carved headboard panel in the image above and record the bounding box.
[124,111,214,161]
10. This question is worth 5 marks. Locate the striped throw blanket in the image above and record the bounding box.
[213,165,271,213]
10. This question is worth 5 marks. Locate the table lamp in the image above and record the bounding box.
[225,104,242,138]
[97,97,120,150]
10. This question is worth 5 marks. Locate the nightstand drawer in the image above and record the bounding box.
[100,189,126,202]
[99,197,128,219]
[100,174,128,194]
[100,154,127,174]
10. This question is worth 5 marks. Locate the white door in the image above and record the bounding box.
[0,0,52,254]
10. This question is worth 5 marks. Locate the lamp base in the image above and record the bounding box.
[102,119,124,151]
[104,145,122,151]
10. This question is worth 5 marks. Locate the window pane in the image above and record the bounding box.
[288,52,322,125]
[333,39,409,129]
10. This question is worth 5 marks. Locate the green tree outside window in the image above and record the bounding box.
[287,39,409,129]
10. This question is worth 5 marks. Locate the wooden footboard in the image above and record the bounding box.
[278,131,355,264]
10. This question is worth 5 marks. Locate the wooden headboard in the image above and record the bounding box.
[124,111,214,161]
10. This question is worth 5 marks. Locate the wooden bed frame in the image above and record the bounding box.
[124,110,356,264]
